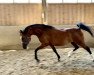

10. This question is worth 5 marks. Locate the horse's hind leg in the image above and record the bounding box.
[71,42,79,51]
[79,43,94,61]
[68,42,79,57]
[50,45,60,62]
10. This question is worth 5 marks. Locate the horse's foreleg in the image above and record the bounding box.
[68,42,79,57]
[35,44,47,62]
[50,45,60,62]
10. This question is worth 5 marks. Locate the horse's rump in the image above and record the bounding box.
[66,28,84,44]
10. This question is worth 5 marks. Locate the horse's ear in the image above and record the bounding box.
[20,30,23,36]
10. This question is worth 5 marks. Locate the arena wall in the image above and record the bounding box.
[0,4,42,26]
[0,4,94,25]
[0,4,94,50]
[48,3,94,25]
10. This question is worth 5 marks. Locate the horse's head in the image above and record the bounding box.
[20,30,31,49]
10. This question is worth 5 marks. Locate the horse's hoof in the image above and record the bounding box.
[58,59,60,62]
[36,59,40,63]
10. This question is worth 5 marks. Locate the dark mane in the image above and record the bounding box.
[23,24,54,34]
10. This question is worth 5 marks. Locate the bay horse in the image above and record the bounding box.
[20,23,94,62]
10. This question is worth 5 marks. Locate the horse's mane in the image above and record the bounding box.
[23,24,54,34]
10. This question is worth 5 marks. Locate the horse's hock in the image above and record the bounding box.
[0,25,94,50]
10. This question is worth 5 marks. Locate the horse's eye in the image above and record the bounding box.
[22,37,25,41]
[22,38,23,40]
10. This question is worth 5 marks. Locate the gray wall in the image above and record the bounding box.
[0,25,94,50]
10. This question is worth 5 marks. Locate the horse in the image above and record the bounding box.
[20,23,94,62]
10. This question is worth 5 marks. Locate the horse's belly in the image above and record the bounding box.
[53,41,70,46]
[52,37,72,46]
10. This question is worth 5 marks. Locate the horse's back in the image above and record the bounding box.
[44,29,72,46]
[38,26,84,46]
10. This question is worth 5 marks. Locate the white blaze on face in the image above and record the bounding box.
[20,36,22,39]
[27,46,29,49]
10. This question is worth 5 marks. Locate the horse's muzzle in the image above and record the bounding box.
[22,43,27,49]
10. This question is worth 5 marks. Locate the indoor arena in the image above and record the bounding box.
[0,0,94,75]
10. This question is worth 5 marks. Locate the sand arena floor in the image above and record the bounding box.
[0,48,94,75]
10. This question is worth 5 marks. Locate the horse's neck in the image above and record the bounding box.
[27,28,42,37]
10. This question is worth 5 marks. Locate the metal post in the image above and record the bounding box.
[42,0,48,24]
[13,0,14,3]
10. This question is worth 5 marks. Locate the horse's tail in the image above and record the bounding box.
[77,23,94,37]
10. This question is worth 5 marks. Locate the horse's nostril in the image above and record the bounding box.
[24,47,26,49]
[23,46,27,49]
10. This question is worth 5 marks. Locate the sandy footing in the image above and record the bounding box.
[0,48,94,75]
